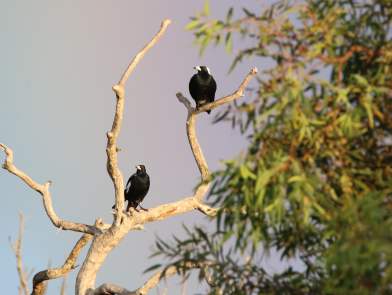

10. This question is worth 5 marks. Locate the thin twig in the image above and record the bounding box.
[10,213,30,295]
[60,276,67,295]
[118,20,172,86]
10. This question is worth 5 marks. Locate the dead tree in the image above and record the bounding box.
[1,19,257,295]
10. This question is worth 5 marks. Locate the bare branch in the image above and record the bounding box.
[0,143,101,235]
[187,113,210,181]
[175,93,193,112]
[196,202,219,217]
[32,233,93,295]
[107,19,172,224]
[128,184,209,228]
[93,262,214,295]
[118,19,172,86]
[10,213,30,295]
[176,93,208,180]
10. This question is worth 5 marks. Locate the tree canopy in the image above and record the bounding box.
[152,1,392,294]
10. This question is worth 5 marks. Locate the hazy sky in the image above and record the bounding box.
[0,1,270,294]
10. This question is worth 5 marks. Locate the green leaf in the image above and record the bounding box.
[242,7,255,17]
[226,7,234,22]
[198,35,210,56]
[336,87,350,104]
[185,19,201,31]
[203,0,210,16]
[264,196,283,217]
[288,175,306,183]
[353,74,369,87]
[361,94,374,128]
[225,32,233,54]
[143,263,162,273]
[239,164,256,180]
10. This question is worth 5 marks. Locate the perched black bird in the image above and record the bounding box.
[112,165,150,212]
[189,66,217,114]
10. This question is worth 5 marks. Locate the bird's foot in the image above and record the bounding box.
[139,205,148,212]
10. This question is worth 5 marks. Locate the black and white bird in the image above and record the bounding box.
[189,66,217,114]
[112,165,150,212]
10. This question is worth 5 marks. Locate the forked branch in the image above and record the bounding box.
[176,67,258,180]
[32,233,93,295]
[76,20,173,294]
[108,19,172,224]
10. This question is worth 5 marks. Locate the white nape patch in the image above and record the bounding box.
[195,66,201,72]
[206,66,211,75]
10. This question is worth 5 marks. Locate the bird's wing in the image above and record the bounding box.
[125,175,135,192]
[189,74,198,100]
[208,77,217,102]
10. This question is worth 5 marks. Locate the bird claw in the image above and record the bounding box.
[139,205,148,212]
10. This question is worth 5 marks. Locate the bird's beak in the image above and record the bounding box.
[193,66,201,72]
[135,165,140,170]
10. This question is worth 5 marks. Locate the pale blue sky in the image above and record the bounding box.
[0,1,272,293]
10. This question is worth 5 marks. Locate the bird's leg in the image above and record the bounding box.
[138,205,148,212]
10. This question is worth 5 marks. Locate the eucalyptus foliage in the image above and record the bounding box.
[152,1,392,294]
